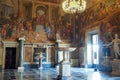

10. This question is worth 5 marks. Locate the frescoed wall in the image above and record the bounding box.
[0,1,61,43]
[78,0,120,27]
[0,1,60,69]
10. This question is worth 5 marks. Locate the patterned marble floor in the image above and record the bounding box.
[0,68,120,80]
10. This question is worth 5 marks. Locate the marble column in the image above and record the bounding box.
[18,37,25,72]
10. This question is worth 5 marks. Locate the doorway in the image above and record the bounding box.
[86,30,99,68]
[91,34,99,66]
[5,47,16,69]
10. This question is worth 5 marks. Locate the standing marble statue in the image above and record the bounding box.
[34,52,43,69]
[107,34,120,59]
[38,52,43,69]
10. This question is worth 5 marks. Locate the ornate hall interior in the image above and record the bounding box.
[0,0,120,80]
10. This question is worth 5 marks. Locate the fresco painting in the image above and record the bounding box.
[100,10,120,44]
[0,0,120,45]
[79,0,120,28]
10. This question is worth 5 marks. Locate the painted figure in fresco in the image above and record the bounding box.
[32,18,37,31]
[1,24,7,39]
[25,20,33,32]
[17,20,24,33]
[100,22,114,43]
[56,31,61,42]
[107,34,120,59]
[50,20,56,40]
[6,24,13,39]
[105,22,113,40]
[16,20,26,38]
[35,10,46,32]
[66,27,71,39]
[45,22,52,39]
[36,14,46,25]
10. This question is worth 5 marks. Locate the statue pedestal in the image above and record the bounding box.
[111,59,120,75]
[38,57,43,70]
[59,61,71,77]
[18,67,24,72]
[57,47,76,79]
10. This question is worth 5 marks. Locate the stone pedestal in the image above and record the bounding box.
[59,61,71,77]
[99,57,112,72]
[18,67,24,72]
[57,61,71,80]
[111,59,120,75]
[57,47,76,79]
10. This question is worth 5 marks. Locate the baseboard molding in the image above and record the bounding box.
[98,65,112,72]
[24,63,54,69]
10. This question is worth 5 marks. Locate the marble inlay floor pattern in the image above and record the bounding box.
[0,68,120,80]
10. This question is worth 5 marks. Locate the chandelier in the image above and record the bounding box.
[62,0,86,13]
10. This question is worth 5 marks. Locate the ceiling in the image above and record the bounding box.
[30,0,100,4]
[33,0,101,8]
[35,0,60,3]
[25,0,101,10]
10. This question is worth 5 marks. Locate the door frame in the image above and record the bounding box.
[91,33,99,65]
[5,47,16,69]
[85,27,100,68]
[2,41,19,69]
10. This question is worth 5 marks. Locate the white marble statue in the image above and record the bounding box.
[107,34,120,59]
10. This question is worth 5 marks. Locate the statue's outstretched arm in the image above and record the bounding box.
[107,40,113,46]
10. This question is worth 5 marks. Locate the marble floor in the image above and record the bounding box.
[0,68,120,80]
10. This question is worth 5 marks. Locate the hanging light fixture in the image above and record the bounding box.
[62,0,86,13]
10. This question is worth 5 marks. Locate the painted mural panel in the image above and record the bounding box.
[24,47,32,62]
[0,14,49,42]
[0,0,79,43]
